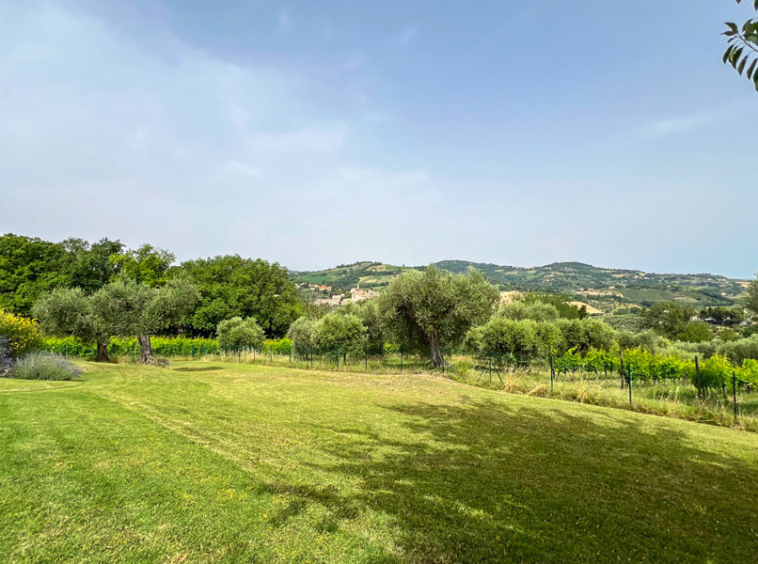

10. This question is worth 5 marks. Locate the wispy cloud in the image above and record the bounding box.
[639,99,749,139]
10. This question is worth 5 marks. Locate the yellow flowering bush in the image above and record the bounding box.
[0,309,44,357]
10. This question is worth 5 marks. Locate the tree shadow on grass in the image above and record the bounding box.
[266,399,758,564]
[172,366,224,373]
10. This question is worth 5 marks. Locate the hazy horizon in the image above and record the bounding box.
[2,1,757,278]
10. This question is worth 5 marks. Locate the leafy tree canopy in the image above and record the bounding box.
[111,244,175,288]
[380,266,499,366]
[216,317,265,350]
[287,317,317,357]
[0,234,70,315]
[643,302,696,340]
[175,255,301,337]
[314,312,366,354]
[33,288,113,361]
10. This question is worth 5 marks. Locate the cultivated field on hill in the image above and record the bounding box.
[2,361,758,563]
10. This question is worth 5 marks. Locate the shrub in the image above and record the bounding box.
[216,317,265,351]
[497,302,560,322]
[8,352,82,381]
[262,338,292,356]
[314,312,366,355]
[717,335,758,365]
[693,355,731,393]
[287,317,316,358]
[0,310,44,357]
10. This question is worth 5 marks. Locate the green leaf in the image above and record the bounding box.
[739,57,748,75]
[747,58,758,80]
[724,45,734,64]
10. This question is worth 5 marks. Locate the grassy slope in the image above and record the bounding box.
[2,362,758,563]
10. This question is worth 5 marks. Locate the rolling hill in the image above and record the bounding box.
[292,260,749,313]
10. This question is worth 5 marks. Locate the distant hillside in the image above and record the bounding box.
[292,260,749,313]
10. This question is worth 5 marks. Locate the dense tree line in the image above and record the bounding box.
[0,234,301,341]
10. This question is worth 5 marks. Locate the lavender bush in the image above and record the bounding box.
[9,352,82,381]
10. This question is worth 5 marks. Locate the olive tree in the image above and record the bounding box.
[287,317,317,358]
[216,317,265,350]
[557,319,616,355]
[497,301,560,322]
[314,312,366,362]
[379,266,499,367]
[474,318,561,363]
[92,277,199,363]
[33,288,112,362]
[338,299,386,354]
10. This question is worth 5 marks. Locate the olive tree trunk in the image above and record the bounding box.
[429,331,444,368]
[138,334,155,364]
[94,341,110,363]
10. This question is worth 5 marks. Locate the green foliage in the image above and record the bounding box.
[717,334,758,365]
[555,347,584,374]
[380,266,499,365]
[92,277,200,338]
[643,302,696,340]
[556,318,616,354]
[287,317,317,357]
[8,352,82,381]
[111,244,174,288]
[718,328,741,342]
[723,1,758,92]
[313,312,366,354]
[0,234,70,315]
[742,358,758,385]
[678,321,713,344]
[60,238,124,294]
[617,329,665,353]
[748,276,758,314]
[478,318,540,361]
[33,288,110,347]
[497,301,560,322]
[262,338,292,356]
[0,309,43,357]
[695,355,733,393]
[176,255,301,337]
[44,336,220,357]
[339,300,386,354]
[518,293,582,320]
[217,317,265,351]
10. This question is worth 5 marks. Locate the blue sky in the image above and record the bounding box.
[1,0,756,278]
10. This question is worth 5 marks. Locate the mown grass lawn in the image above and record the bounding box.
[1,362,757,563]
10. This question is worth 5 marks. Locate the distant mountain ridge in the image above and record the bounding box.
[292,260,748,313]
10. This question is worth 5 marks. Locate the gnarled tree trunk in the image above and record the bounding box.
[138,334,155,364]
[94,341,110,363]
[429,331,444,368]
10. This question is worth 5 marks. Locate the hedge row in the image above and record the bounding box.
[43,336,294,358]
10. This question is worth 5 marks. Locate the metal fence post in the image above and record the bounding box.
[627,367,633,407]
[549,348,555,392]
[733,371,739,422]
